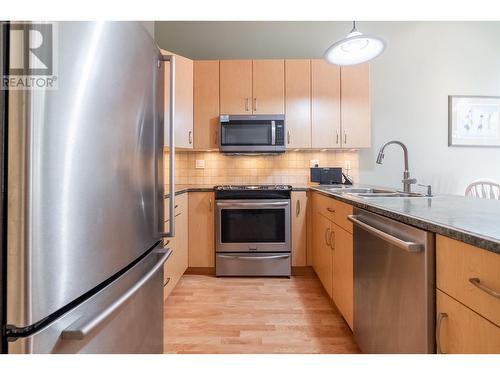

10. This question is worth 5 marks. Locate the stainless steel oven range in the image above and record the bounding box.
[215,185,292,276]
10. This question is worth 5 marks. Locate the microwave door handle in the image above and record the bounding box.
[271,121,276,145]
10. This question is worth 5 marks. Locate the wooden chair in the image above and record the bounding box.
[465,180,500,200]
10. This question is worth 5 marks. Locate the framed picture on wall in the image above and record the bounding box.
[449,95,500,147]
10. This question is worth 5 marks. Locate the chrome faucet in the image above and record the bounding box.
[376,140,417,193]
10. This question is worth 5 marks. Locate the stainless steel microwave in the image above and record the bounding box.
[219,114,286,153]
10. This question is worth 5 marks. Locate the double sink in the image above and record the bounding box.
[323,186,426,199]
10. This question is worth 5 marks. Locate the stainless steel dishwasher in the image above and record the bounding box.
[349,207,435,353]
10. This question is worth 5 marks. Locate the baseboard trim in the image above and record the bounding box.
[291,266,315,276]
[185,267,216,275]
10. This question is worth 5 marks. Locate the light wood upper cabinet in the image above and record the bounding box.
[291,191,308,267]
[331,223,354,329]
[252,60,285,114]
[188,192,215,267]
[162,50,193,149]
[311,60,341,148]
[285,60,311,148]
[341,64,371,148]
[194,60,219,149]
[219,60,253,115]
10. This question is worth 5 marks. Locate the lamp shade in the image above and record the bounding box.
[324,26,386,66]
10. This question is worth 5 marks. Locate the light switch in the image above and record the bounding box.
[195,159,205,169]
[310,159,319,168]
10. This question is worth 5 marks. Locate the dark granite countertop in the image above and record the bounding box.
[311,185,500,254]
[163,183,500,254]
[165,184,309,198]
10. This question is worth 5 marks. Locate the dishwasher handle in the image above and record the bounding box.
[347,214,423,252]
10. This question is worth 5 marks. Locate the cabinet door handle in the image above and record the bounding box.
[209,198,213,212]
[164,277,171,287]
[326,207,335,213]
[469,278,500,299]
[329,231,335,251]
[245,98,250,111]
[253,98,257,112]
[336,130,339,145]
[325,227,331,246]
[287,130,291,145]
[188,131,193,144]
[343,131,347,145]
[436,312,448,354]
[296,199,300,216]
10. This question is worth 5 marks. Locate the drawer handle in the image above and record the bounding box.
[326,207,335,213]
[436,312,448,354]
[469,277,500,299]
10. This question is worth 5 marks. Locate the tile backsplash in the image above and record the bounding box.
[166,150,359,186]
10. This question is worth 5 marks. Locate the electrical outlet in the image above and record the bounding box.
[345,160,351,170]
[195,159,205,169]
[310,159,319,168]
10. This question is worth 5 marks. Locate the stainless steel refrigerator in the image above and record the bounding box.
[0,21,176,353]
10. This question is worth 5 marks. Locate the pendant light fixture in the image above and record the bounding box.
[324,21,386,66]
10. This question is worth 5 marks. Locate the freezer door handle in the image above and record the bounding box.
[61,248,172,340]
[156,54,176,238]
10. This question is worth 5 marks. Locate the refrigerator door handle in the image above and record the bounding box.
[156,54,175,238]
[60,248,172,340]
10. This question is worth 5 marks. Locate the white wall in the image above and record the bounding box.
[155,21,500,194]
[360,22,500,194]
[142,21,155,38]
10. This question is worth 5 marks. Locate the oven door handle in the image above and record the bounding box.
[218,254,290,260]
[216,202,289,208]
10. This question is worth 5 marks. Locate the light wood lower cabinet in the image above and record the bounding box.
[163,193,188,300]
[291,191,307,266]
[331,223,353,329]
[312,211,333,298]
[436,235,500,353]
[188,192,215,267]
[311,192,354,328]
[437,235,500,327]
[436,290,500,354]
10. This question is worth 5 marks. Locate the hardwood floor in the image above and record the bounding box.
[164,274,360,354]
